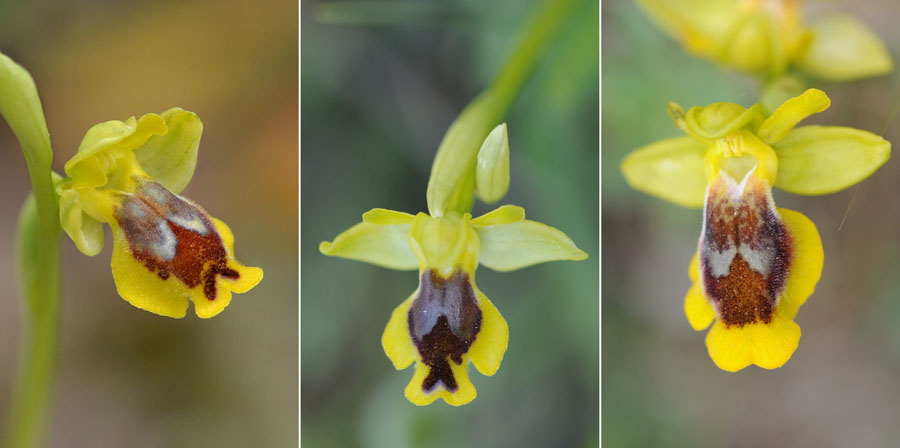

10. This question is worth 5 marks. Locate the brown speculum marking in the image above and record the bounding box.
[700,172,792,327]
[114,178,240,301]
[407,269,482,392]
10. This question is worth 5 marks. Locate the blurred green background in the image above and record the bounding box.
[301,0,598,446]
[604,0,900,446]
[0,0,297,445]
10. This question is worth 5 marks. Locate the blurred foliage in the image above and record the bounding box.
[302,0,598,446]
[0,0,297,445]
[604,0,900,446]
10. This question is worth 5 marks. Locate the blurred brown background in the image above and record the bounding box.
[604,0,900,446]
[0,0,297,445]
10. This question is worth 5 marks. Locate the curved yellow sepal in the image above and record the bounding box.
[621,136,707,208]
[776,208,823,319]
[319,219,418,271]
[705,310,800,371]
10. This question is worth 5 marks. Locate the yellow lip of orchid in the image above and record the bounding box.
[57,109,263,319]
[321,204,586,405]
[622,88,889,370]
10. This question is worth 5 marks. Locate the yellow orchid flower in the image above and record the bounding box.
[622,88,890,371]
[321,121,587,406]
[637,0,893,81]
[57,109,263,319]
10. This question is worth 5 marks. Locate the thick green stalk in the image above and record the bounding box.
[0,53,62,448]
[425,0,581,216]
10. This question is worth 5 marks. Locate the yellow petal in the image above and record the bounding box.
[705,310,800,371]
[475,123,511,204]
[475,219,587,272]
[758,89,830,144]
[320,212,418,270]
[773,125,891,195]
[382,292,417,370]
[635,0,735,56]
[684,282,715,331]
[796,14,893,82]
[775,208,823,320]
[621,136,707,208]
[65,114,167,190]
[467,287,508,376]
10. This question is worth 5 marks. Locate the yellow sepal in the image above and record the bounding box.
[621,136,707,208]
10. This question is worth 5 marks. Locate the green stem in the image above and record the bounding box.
[425,0,582,216]
[0,54,62,448]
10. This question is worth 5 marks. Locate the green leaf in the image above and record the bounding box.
[773,125,891,195]
[621,136,707,208]
[475,219,587,272]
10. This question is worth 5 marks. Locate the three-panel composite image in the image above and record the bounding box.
[0,0,899,446]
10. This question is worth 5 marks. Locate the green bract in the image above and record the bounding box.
[622,88,891,207]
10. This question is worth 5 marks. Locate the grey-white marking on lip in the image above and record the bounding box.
[150,220,178,261]
[706,247,737,278]
[738,245,774,276]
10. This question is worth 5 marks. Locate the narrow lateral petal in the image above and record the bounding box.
[757,89,830,144]
[796,13,893,82]
[621,136,707,208]
[320,220,417,270]
[469,204,525,227]
[773,125,891,195]
[476,220,587,272]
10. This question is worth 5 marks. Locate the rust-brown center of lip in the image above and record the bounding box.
[407,269,482,392]
[700,173,792,327]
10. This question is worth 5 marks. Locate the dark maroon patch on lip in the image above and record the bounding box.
[700,174,793,327]
[115,178,240,301]
[407,269,482,392]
